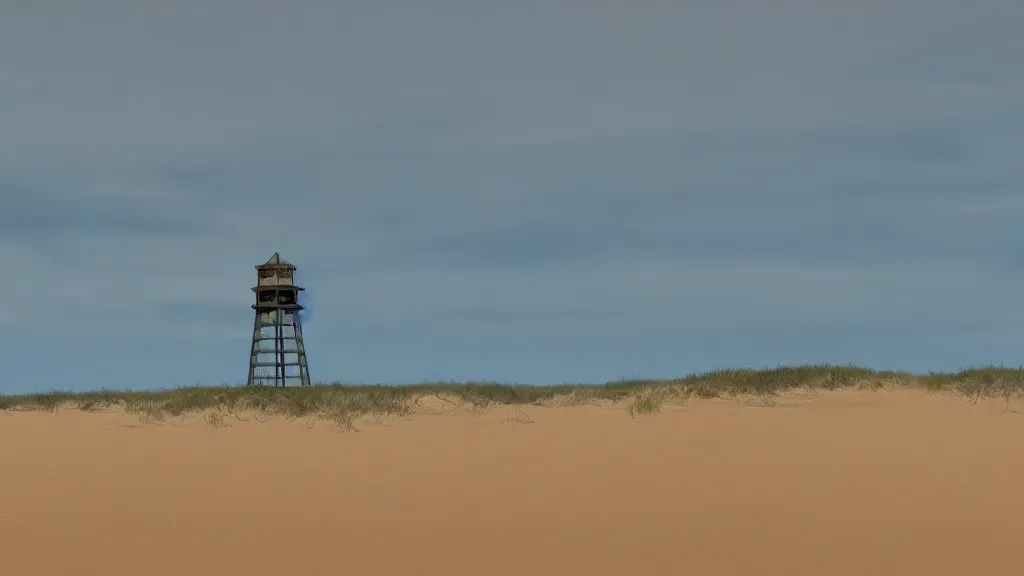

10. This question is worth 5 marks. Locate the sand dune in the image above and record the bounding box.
[4,388,1024,575]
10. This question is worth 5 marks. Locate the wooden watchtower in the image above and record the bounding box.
[247,252,311,387]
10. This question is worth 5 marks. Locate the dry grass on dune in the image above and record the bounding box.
[4,364,1024,427]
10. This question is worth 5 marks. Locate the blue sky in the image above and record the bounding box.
[2,1,1023,393]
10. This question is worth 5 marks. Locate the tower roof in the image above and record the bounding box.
[256,252,295,270]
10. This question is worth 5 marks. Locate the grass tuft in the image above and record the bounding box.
[502,406,534,424]
[627,387,667,418]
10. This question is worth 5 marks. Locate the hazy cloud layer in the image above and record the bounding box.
[1,0,1023,392]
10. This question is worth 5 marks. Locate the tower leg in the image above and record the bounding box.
[294,314,311,387]
[276,318,285,387]
[247,310,261,386]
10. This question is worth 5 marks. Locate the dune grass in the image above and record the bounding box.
[4,365,1024,425]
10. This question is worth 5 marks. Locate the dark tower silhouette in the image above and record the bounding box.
[247,252,311,387]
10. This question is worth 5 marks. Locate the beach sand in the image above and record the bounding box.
[4,388,1024,575]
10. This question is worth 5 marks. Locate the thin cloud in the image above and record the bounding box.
[0,179,205,241]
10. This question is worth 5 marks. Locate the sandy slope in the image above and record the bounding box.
[4,388,1024,575]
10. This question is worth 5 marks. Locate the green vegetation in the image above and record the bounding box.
[3,365,1024,425]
